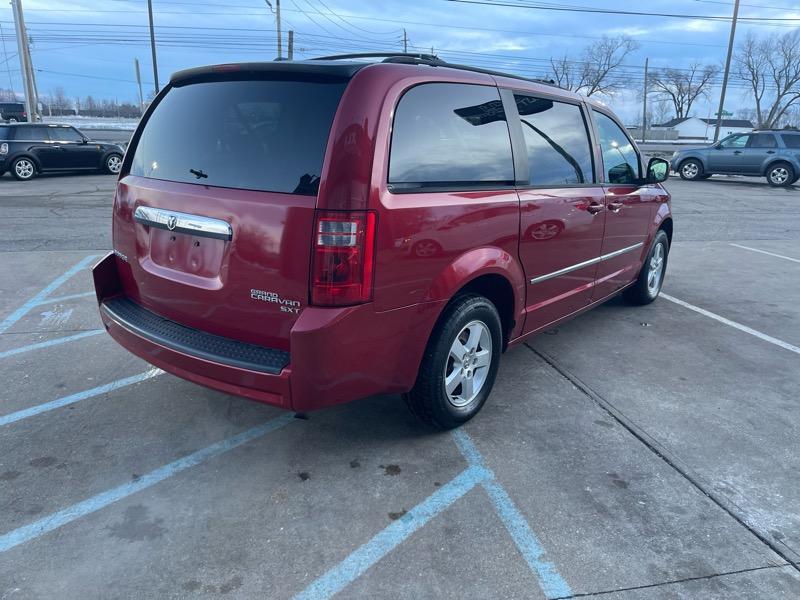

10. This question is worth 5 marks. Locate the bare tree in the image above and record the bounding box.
[651,99,672,125]
[549,36,639,97]
[0,88,16,101]
[650,63,718,120]
[734,31,800,128]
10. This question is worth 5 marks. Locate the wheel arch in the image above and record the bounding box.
[677,154,708,172]
[761,158,796,177]
[10,153,41,171]
[424,247,526,350]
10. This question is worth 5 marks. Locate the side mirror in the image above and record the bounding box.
[81,138,89,144]
[646,157,669,184]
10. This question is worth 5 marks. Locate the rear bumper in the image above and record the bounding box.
[93,252,443,411]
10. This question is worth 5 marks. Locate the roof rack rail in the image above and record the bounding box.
[311,52,559,88]
[312,52,443,64]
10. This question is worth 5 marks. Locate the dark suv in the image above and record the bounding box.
[0,123,124,180]
[0,102,26,123]
[671,130,800,186]
[93,54,672,429]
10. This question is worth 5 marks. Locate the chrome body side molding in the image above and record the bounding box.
[530,242,644,285]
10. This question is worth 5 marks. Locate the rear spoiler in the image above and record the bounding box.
[170,61,366,86]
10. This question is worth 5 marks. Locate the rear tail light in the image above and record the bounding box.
[311,210,376,306]
[0,143,7,155]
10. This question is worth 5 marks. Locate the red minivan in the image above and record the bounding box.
[93,54,672,429]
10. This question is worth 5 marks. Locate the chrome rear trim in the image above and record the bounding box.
[133,206,232,241]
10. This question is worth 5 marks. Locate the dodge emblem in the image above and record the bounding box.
[167,215,178,231]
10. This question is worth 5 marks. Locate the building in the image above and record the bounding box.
[651,117,754,143]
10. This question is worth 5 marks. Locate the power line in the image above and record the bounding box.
[445,0,800,23]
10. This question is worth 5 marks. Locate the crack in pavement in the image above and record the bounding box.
[525,343,800,575]
[550,564,790,599]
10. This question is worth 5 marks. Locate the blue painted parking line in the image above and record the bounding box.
[0,413,294,553]
[452,429,572,599]
[0,255,98,334]
[293,464,491,600]
[33,291,96,306]
[0,368,162,427]
[0,329,104,360]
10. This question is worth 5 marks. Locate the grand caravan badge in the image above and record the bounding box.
[250,289,302,314]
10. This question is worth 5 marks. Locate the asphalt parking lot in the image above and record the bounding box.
[1,172,799,599]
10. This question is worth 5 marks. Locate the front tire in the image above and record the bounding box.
[404,294,502,429]
[678,159,703,181]
[766,162,794,187]
[104,153,123,175]
[623,230,669,305]
[11,157,36,181]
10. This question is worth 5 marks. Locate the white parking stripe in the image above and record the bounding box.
[729,243,800,264]
[661,293,800,356]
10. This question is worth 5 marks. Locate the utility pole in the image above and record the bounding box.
[287,30,294,60]
[10,0,37,121]
[714,0,739,143]
[403,28,408,53]
[134,58,145,115]
[641,58,649,144]
[147,0,160,95]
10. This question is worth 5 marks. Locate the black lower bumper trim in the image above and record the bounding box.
[101,296,290,375]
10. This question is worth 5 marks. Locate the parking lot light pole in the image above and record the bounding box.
[10,0,38,122]
[147,0,160,95]
[714,0,740,143]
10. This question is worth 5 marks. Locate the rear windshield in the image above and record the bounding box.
[130,78,346,195]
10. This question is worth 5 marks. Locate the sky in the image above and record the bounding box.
[1,0,799,124]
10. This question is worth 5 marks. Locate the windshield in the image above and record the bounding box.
[129,78,346,195]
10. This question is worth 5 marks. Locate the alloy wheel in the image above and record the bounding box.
[444,320,492,408]
[647,242,665,296]
[107,155,122,174]
[681,162,699,179]
[770,167,789,185]
[14,159,34,179]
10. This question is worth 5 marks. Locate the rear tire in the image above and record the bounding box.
[11,157,36,181]
[678,159,703,181]
[404,294,502,429]
[766,162,794,187]
[623,230,669,305]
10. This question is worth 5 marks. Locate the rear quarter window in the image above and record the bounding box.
[0,126,9,139]
[781,134,800,149]
[388,83,514,189]
[129,78,346,195]
[12,127,48,141]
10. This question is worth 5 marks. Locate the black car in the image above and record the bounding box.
[0,102,27,122]
[0,123,124,180]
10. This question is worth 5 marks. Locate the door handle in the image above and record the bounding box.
[608,201,623,213]
[733,150,742,155]
[767,150,775,154]
[587,201,605,214]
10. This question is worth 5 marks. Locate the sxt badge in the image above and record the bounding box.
[250,289,301,314]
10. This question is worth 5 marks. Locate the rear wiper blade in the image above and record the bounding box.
[189,168,208,179]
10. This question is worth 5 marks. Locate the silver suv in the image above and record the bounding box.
[670,130,800,187]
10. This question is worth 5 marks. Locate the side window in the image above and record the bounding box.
[593,111,639,184]
[747,133,777,149]
[12,126,48,141]
[780,134,800,149]
[514,95,594,185]
[50,127,84,142]
[389,83,514,189]
[720,134,749,149]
